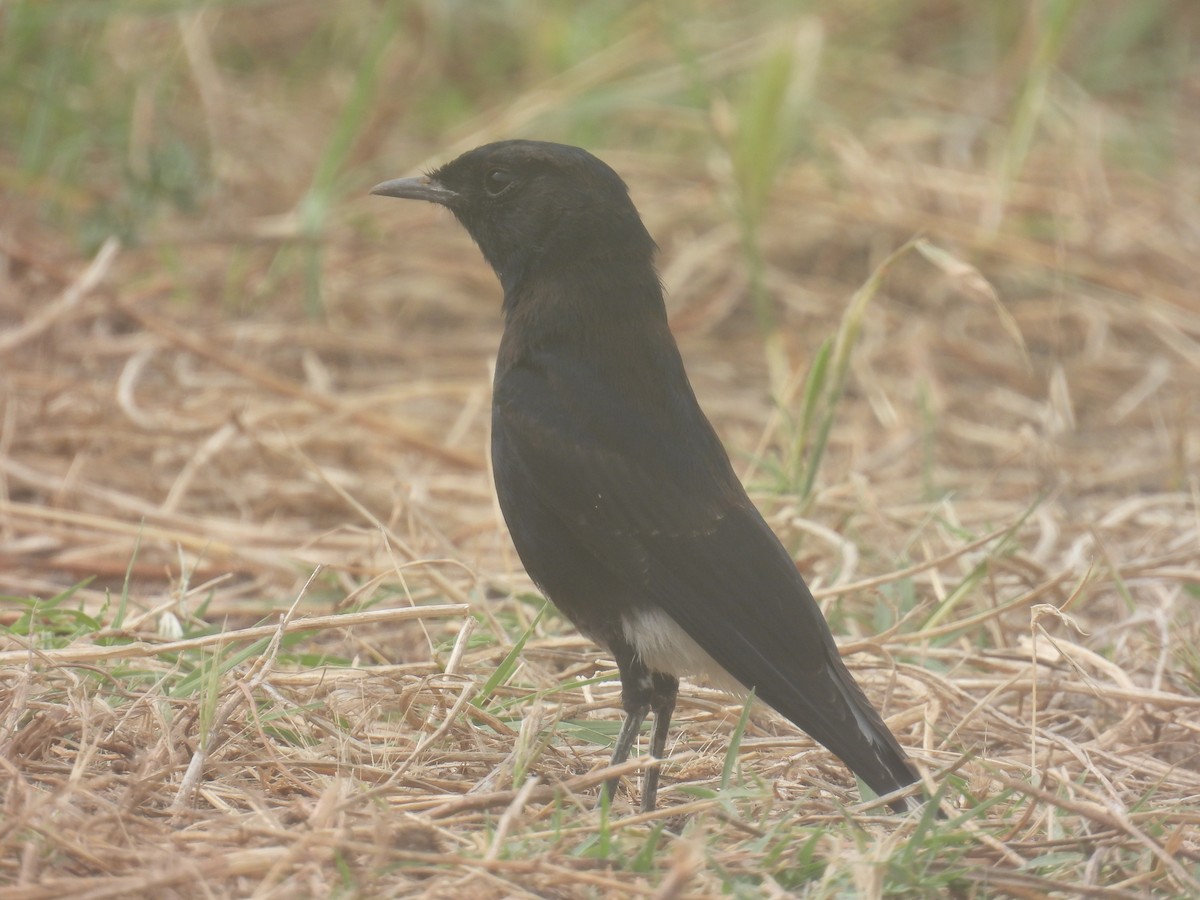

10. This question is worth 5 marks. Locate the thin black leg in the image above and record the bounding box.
[604,699,649,806]
[640,677,677,813]
[603,638,679,812]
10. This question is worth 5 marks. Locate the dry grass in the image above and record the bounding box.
[3,3,1200,897]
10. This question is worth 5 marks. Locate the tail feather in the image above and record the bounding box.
[827,664,924,813]
[763,651,924,814]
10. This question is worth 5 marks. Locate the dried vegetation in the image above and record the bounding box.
[2,2,1199,897]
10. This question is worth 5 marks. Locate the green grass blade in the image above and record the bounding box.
[721,688,756,790]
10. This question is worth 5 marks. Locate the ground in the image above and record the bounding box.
[2,2,1199,897]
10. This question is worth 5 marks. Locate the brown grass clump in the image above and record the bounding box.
[3,4,1200,897]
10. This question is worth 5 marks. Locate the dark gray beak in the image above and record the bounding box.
[369,174,457,205]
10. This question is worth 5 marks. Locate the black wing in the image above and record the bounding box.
[493,349,918,801]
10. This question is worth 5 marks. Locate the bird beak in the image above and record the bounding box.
[370,174,457,206]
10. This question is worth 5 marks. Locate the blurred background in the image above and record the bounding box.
[2,2,1200,895]
[3,0,1196,595]
[7,0,1196,303]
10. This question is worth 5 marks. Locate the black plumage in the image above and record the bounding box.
[372,140,923,813]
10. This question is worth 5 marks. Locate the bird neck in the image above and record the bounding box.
[501,250,667,345]
[493,208,657,314]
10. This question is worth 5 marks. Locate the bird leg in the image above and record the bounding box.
[640,677,677,812]
[604,642,679,811]
[604,698,649,807]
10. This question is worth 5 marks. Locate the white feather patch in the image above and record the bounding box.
[621,607,745,694]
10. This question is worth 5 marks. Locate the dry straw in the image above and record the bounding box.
[3,11,1200,897]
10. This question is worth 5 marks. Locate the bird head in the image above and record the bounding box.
[371,140,656,293]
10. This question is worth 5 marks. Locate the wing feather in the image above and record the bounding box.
[494,357,891,755]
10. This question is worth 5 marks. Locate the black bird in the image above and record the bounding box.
[372,140,922,813]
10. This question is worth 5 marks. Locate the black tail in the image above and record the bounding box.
[762,648,924,814]
[830,664,923,813]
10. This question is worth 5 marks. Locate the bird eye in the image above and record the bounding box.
[484,168,515,196]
